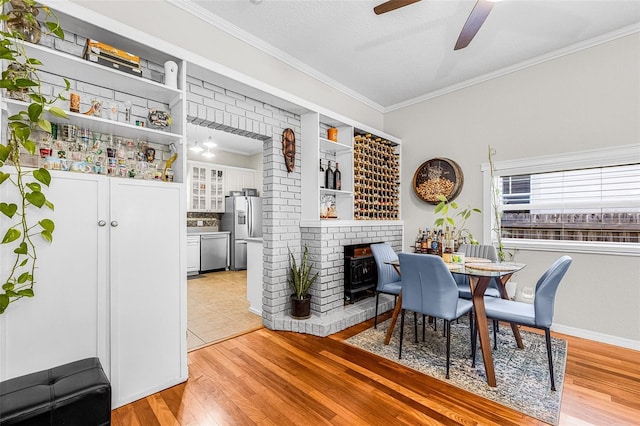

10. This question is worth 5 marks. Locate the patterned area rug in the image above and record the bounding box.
[346,317,566,425]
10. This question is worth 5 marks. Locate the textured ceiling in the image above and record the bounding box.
[183,0,640,111]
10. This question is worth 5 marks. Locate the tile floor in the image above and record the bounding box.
[187,270,263,351]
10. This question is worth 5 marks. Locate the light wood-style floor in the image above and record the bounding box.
[113,309,640,425]
[187,270,263,351]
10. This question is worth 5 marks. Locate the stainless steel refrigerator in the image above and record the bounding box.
[220,195,262,270]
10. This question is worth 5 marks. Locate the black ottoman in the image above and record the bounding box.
[0,357,111,425]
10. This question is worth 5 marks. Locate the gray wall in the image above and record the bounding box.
[384,34,640,346]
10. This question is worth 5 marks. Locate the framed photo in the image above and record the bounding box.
[412,157,464,204]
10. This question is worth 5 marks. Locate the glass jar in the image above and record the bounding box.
[6,0,42,44]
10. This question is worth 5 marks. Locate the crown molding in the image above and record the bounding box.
[167,0,386,113]
[384,23,640,113]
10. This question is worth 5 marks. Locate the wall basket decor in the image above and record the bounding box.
[412,157,464,204]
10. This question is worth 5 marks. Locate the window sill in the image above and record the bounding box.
[498,238,640,257]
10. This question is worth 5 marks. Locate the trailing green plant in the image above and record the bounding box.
[488,145,516,262]
[0,0,68,314]
[287,245,318,300]
[433,194,481,244]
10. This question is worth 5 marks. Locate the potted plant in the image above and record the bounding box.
[0,0,68,314]
[488,146,516,262]
[433,194,481,247]
[288,245,318,319]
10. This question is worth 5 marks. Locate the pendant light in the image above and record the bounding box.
[201,134,216,158]
[189,140,203,153]
[202,136,217,149]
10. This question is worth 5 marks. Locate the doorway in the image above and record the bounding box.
[186,124,265,351]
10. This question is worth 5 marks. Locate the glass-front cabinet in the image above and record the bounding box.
[188,162,225,212]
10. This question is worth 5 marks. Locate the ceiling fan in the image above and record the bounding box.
[373,0,500,50]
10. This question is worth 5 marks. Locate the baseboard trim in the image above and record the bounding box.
[552,323,640,351]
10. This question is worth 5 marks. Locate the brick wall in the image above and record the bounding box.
[186,76,405,336]
[185,75,302,330]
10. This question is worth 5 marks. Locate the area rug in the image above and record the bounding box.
[345,317,566,425]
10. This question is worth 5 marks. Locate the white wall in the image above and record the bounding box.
[384,34,640,347]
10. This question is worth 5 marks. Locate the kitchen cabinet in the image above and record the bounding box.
[225,166,257,194]
[187,235,201,275]
[187,162,225,212]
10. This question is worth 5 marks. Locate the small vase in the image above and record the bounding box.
[7,0,42,44]
[5,62,30,101]
[290,294,311,319]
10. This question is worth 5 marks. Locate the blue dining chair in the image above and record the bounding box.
[370,243,402,328]
[454,244,501,299]
[477,255,572,391]
[398,253,474,379]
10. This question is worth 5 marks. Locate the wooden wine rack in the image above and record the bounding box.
[353,133,400,220]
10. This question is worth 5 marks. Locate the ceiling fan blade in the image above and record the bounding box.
[454,0,494,50]
[374,0,421,16]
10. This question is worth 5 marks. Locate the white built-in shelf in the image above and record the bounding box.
[23,42,182,104]
[320,138,351,154]
[320,188,353,196]
[4,99,182,145]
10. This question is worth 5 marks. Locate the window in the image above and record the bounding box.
[482,145,640,255]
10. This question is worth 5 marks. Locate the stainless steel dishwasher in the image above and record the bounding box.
[200,233,229,271]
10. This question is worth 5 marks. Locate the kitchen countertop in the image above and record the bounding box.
[187,227,230,236]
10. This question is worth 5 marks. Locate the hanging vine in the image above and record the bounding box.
[0,0,69,313]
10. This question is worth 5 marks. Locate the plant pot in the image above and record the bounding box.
[290,294,311,320]
[7,0,42,44]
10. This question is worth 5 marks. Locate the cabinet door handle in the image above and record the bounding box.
[98,220,107,227]
[111,221,119,227]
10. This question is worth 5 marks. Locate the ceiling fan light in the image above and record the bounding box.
[190,141,203,153]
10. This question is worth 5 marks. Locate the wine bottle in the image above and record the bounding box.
[325,160,335,190]
[319,159,325,189]
[415,228,422,253]
[335,162,342,190]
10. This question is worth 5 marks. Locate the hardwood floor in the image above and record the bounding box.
[113,313,640,425]
[187,270,263,351]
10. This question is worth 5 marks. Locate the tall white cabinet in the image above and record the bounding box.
[0,3,187,409]
[109,179,185,405]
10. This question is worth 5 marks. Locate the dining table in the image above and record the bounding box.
[384,257,526,387]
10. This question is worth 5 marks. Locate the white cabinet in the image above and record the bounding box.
[225,166,257,194]
[187,162,225,212]
[0,173,109,381]
[0,172,187,409]
[187,235,201,275]
[109,178,185,407]
[301,112,354,222]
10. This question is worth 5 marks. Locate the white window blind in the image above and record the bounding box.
[499,164,640,243]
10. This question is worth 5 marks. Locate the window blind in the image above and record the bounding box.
[499,164,640,243]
